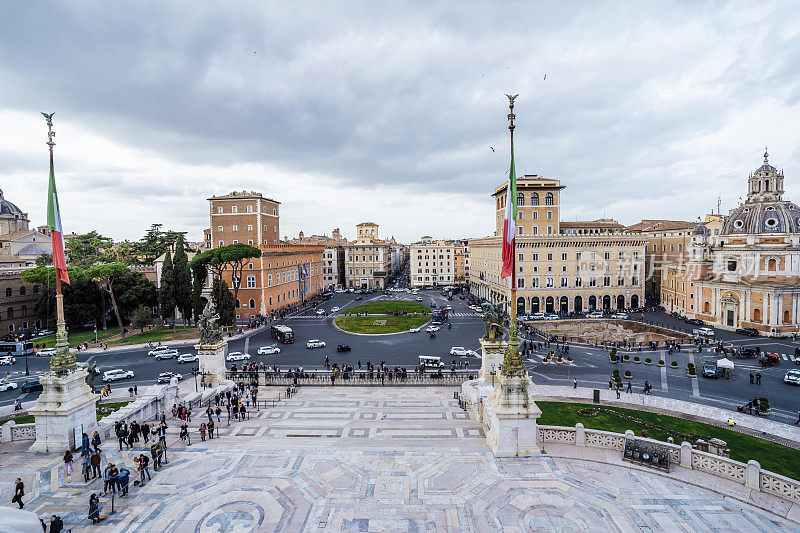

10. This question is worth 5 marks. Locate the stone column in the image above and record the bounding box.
[680,441,693,468]
[479,337,507,381]
[746,460,761,489]
[29,369,98,453]
[485,372,542,457]
[195,340,227,388]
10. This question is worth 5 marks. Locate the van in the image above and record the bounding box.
[418,355,444,368]
[694,327,715,337]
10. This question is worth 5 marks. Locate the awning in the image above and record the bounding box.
[716,357,735,370]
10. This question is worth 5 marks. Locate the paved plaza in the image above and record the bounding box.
[2,387,799,532]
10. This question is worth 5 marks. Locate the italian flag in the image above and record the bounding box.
[500,145,517,279]
[47,154,70,285]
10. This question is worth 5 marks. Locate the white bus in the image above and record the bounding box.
[0,342,34,357]
[418,355,444,368]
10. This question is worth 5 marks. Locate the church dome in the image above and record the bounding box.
[0,189,25,216]
[722,200,800,235]
[692,224,710,235]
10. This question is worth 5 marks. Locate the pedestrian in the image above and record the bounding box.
[208,419,215,439]
[141,422,151,444]
[134,385,138,395]
[216,406,221,422]
[140,454,151,483]
[180,423,189,443]
[129,386,134,397]
[626,380,632,393]
[756,372,762,385]
[50,514,64,532]
[63,449,74,482]
[103,464,114,495]
[615,385,621,399]
[90,448,102,479]
[150,444,160,471]
[88,493,101,524]
[750,372,754,384]
[240,403,247,420]
[81,432,90,457]
[117,466,130,496]
[796,411,800,425]
[82,454,91,482]
[200,423,207,441]
[92,431,101,452]
[573,378,578,389]
[11,478,24,509]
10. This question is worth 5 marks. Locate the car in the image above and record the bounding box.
[693,327,714,337]
[418,355,445,368]
[0,380,18,392]
[735,328,759,336]
[425,326,440,332]
[450,346,470,356]
[408,327,420,333]
[354,296,363,301]
[154,349,180,360]
[257,345,281,355]
[784,370,800,385]
[102,369,134,382]
[315,309,326,315]
[611,312,627,319]
[702,363,721,378]
[465,349,480,358]
[306,339,326,349]
[226,352,251,362]
[331,306,340,313]
[37,348,57,357]
[0,356,15,365]
[685,318,704,326]
[543,314,560,320]
[444,305,453,311]
[157,372,182,384]
[20,379,42,392]
[177,353,198,364]
[337,344,351,352]
[586,311,604,319]
[148,346,171,357]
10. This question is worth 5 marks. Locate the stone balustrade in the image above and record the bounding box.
[1,421,37,442]
[537,423,800,506]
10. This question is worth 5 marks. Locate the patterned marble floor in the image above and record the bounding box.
[1,387,798,532]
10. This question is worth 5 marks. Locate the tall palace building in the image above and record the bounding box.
[470,174,647,315]
[662,151,800,336]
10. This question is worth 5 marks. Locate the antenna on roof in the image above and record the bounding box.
[717,194,721,215]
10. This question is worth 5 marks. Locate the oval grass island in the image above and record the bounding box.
[335,300,431,334]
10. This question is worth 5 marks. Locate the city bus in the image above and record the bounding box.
[270,325,294,344]
[0,341,35,357]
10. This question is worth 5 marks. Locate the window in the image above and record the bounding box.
[532,253,538,261]
[575,277,582,287]
[531,277,539,288]
[670,244,674,252]
[246,275,256,288]
[561,252,567,261]
[618,252,624,260]
[560,277,568,287]
[532,211,538,220]
[249,298,255,308]
[617,277,624,286]
[247,205,253,213]
[517,193,524,206]
[517,278,525,288]
[678,244,682,251]
[603,276,610,286]
[575,252,582,260]
[531,193,539,205]
[547,225,553,234]
[604,252,610,260]
[232,206,238,214]
[268,274,272,286]
[217,207,223,214]
[517,211,523,220]
[218,226,223,231]
[232,225,238,232]
[5,288,11,297]
[589,277,596,287]
[532,226,538,234]
[727,260,737,272]
[545,192,554,205]
[547,211,552,220]
[547,253,553,261]
[633,251,639,260]
[546,277,554,288]
[248,225,253,231]
[218,240,224,247]
[32,285,38,294]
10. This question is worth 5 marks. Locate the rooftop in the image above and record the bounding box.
[624,219,698,232]
[207,191,281,203]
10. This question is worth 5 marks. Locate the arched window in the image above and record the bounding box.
[784,310,791,324]
[21,305,26,317]
[5,288,10,297]
[768,258,777,271]
[545,192,554,205]
[249,298,256,309]
[6,307,13,319]
[235,299,241,308]
[753,308,762,322]
[703,302,710,313]
[32,285,39,294]
[517,193,524,206]
[531,193,539,206]
[19,286,26,296]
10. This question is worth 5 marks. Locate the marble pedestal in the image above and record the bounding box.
[195,340,227,388]
[28,370,97,453]
[485,372,542,458]
[479,338,506,381]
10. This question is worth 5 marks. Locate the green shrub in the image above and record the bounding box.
[759,398,770,412]
[670,361,678,367]
[624,370,632,378]
[645,357,651,364]
[657,359,664,366]
[633,356,641,363]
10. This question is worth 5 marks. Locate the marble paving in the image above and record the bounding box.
[1,387,798,532]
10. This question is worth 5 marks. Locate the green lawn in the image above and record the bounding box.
[96,400,131,421]
[346,300,430,315]
[335,315,430,334]
[0,415,34,426]
[108,326,198,346]
[37,327,119,348]
[538,401,800,481]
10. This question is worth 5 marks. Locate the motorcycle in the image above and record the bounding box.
[429,332,436,339]
[447,323,452,330]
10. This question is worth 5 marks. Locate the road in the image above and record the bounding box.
[2,290,798,427]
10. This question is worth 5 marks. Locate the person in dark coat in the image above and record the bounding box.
[11,478,24,508]
[88,493,101,523]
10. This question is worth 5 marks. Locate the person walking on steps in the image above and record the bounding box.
[11,478,24,509]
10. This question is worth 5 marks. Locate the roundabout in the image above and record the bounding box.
[335,300,432,334]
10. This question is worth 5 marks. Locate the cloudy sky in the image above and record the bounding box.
[2,2,800,244]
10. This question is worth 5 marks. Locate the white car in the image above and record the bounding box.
[530,312,545,320]
[696,327,715,337]
[154,349,180,360]
[425,326,440,332]
[543,314,560,320]
[37,348,57,357]
[587,311,604,319]
[450,346,470,356]
[0,380,18,391]
[258,345,281,355]
[611,313,627,319]
[102,369,134,382]
[331,306,340,313]
[408,327,420,333]
[0,356,15,365]
[315,309,326,315]
[157,372,182,384]
[784,370,800,385]
[148,346,170,356]
[306,339,326,349]
[415,296,423,301]
[226,352,251,362]
[465,349,479,358]
[177,353,198,364]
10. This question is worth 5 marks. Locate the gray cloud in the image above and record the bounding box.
[1,1,800,242]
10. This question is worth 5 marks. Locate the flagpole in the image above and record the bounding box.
[43,113,72,375]
[508,98,516,323]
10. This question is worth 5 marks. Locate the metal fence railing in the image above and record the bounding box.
[226,370,478,387]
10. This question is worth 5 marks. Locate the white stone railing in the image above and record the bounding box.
[1,421,37,442]
[535,422,800,506]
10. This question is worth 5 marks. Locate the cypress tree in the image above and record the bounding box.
[158,251,175,329]
[172,235,192,328]
[211,279,235,327]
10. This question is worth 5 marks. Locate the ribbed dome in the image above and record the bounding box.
[0,189,25,216]
[693,224,710,235]
[722,200,800,235]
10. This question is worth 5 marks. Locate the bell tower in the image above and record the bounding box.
[747,148,784,203]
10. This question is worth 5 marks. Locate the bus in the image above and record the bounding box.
[0,341,35,357]
[271,325,294,344]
